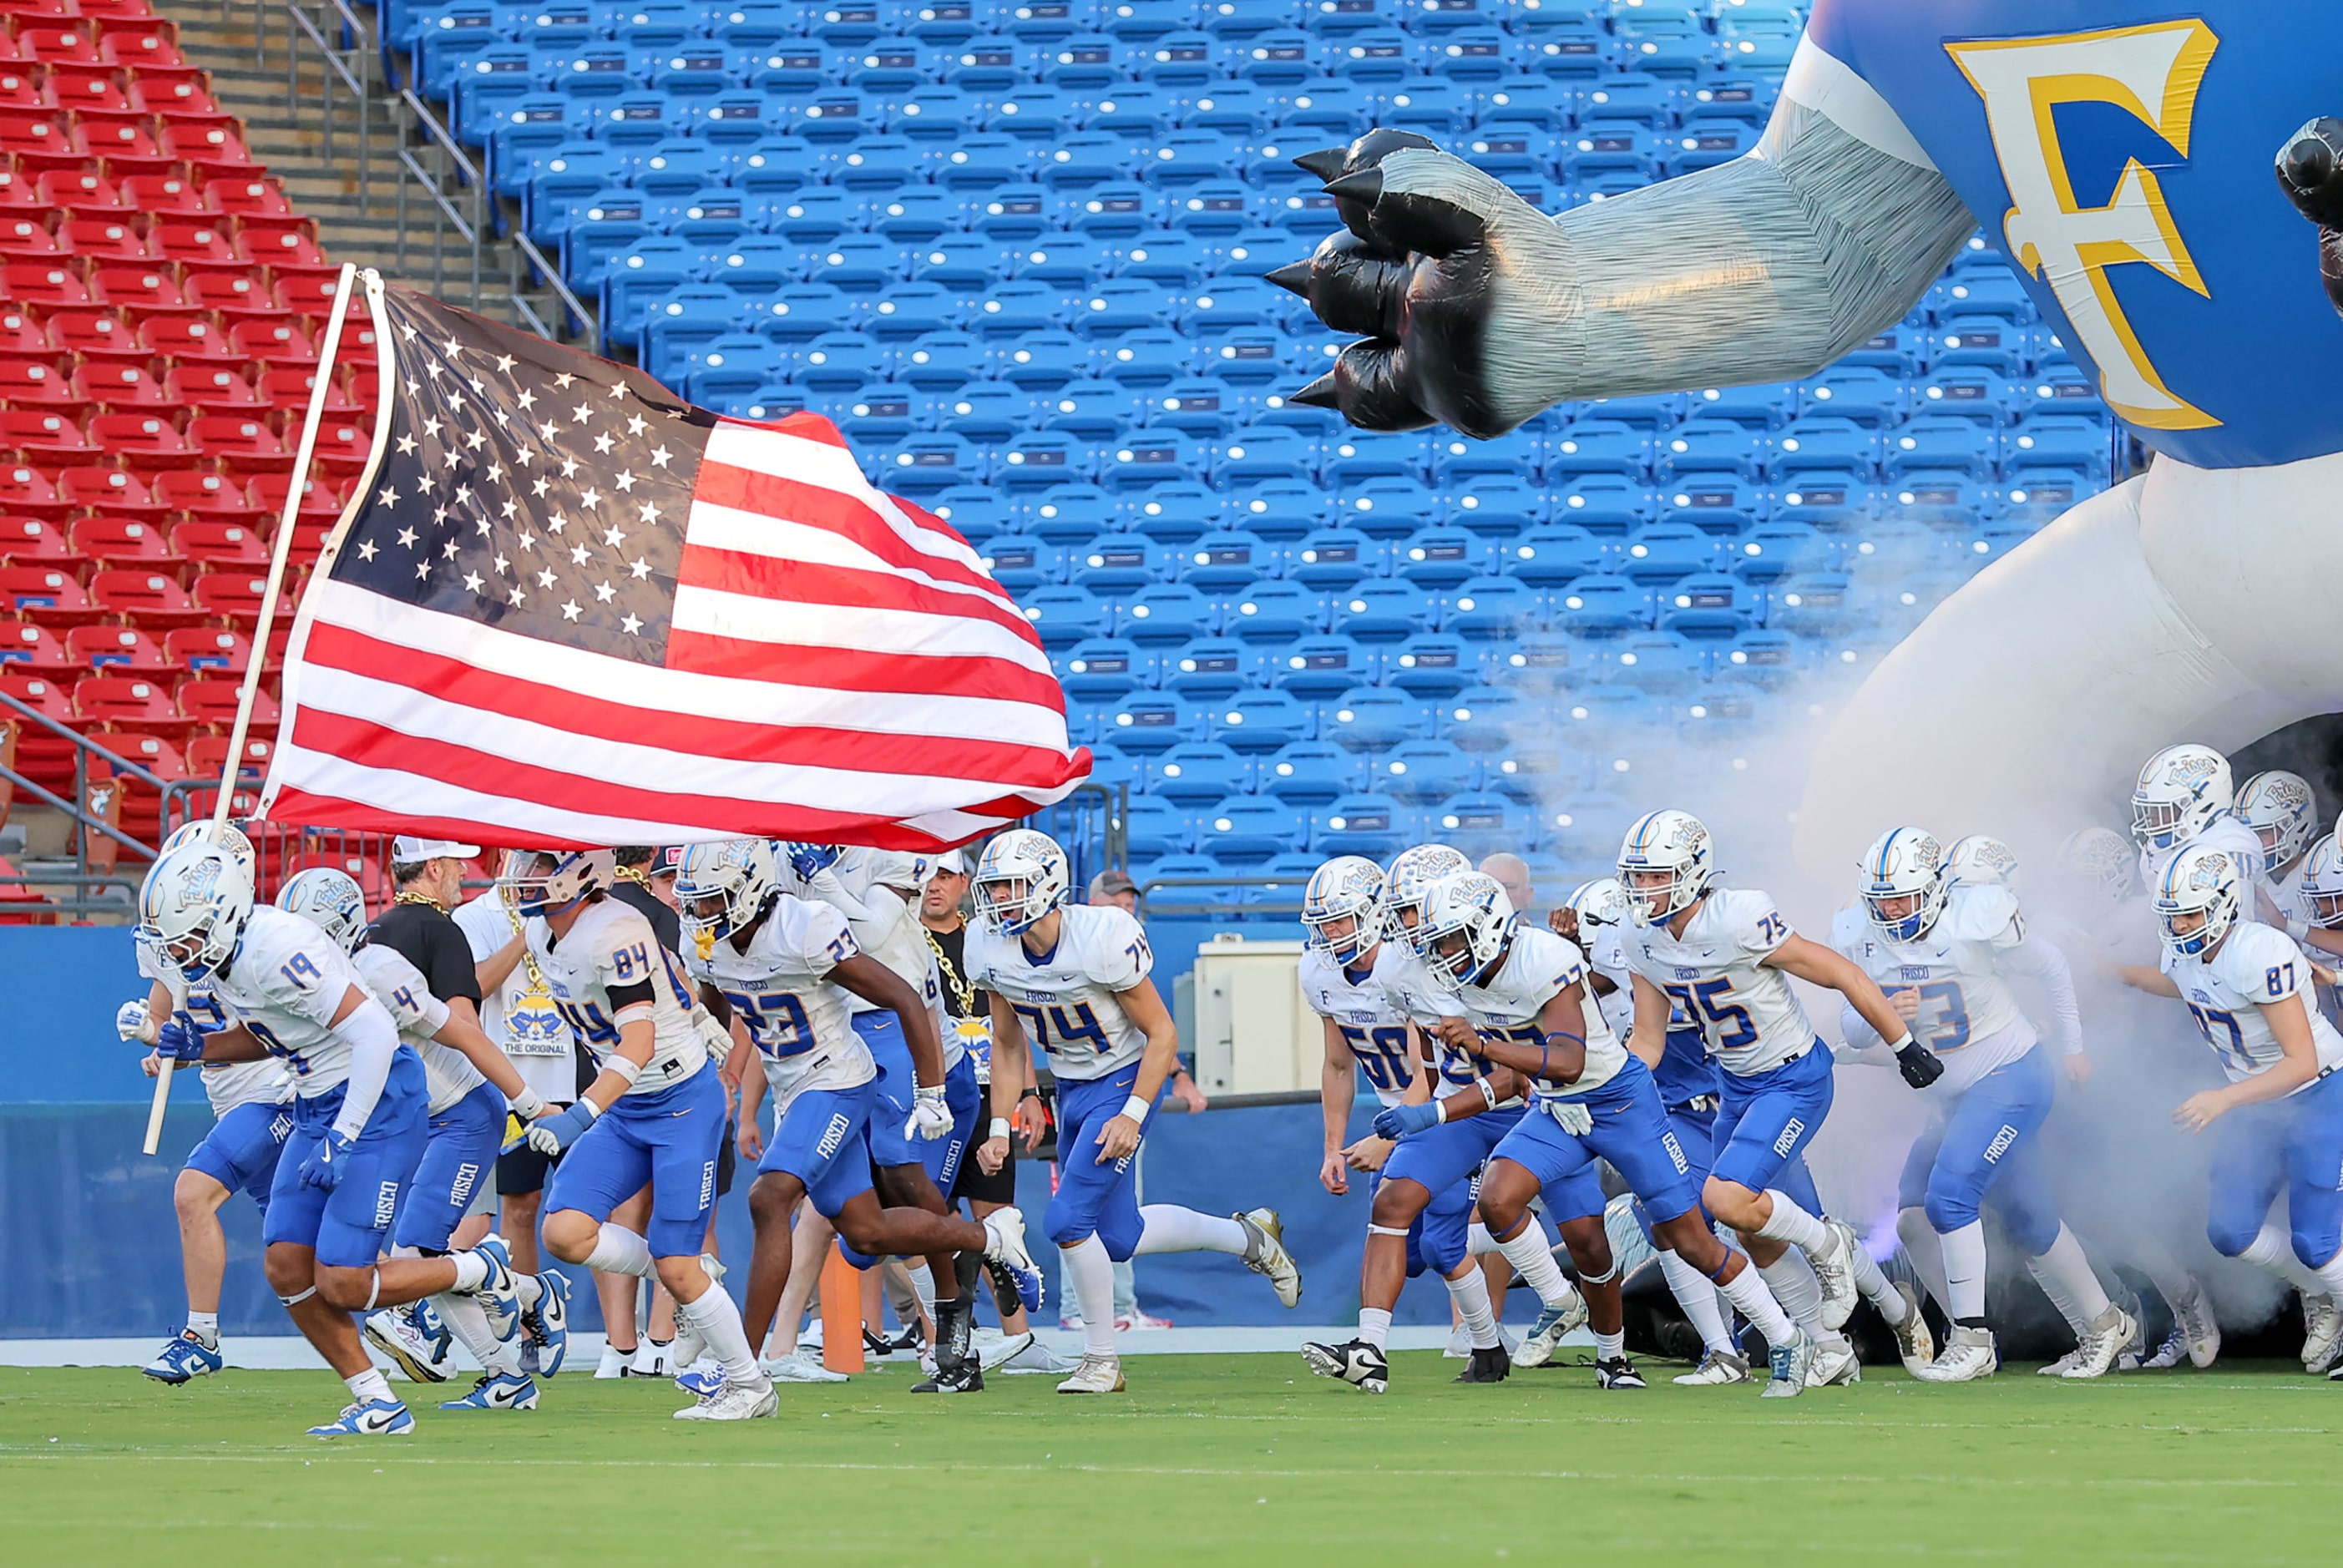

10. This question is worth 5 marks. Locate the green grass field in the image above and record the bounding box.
[3,1354,2338,1565]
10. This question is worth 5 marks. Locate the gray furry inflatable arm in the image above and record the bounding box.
[1281,47,1976,437]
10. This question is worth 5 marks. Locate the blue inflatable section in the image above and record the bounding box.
[0,927,1470,1336]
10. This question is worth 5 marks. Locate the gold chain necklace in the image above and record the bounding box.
[394,890,445,912]
[503,896,550,994]
[924,926,977,1017]
[614,864,652,888]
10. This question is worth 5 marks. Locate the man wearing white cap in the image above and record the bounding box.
[373,837,489,1032]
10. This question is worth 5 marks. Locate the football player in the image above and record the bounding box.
[135,840,512,1438]
[1381,872,1816,1397]
[966,829,1300,1393]
[1832,829,2133,1381]
[2237,771,2333,953]
[676,840,1040,1398]
[502,849,772,1421]
[1296,856,1507,1393]
[2131,746,2270,913]
[276,868,568,1411]
[2120,845,2343,1378]
[1614,810,1941,1388]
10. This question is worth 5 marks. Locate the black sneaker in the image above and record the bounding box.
[886,1321,924,1354]
[863,1328,895,1360]
[913,1297,983,1395]
[1300,1338,1389,1393]
[1454,1345,1511,1383]
[1595,1356,1647,1390]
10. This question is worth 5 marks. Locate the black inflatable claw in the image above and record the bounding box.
[1292,146,1348,183]
[1289,373,1342,409]
[2275,116,2343,318]
[1264,259,1313,299]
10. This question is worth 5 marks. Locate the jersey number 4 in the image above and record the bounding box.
[1015,1000,1110,1056]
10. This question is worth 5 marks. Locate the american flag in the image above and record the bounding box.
[257,276,1091,851]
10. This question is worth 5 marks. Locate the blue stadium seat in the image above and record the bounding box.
[1328,579,1429,642]
[1886,415,1995,479]
[1105,693,1197,753]
[684,334,787,403]
[1210,690,1315,753]
[1322,685,1428,751]
[898,333,987,388]
[1659,417,1764,481]
[982,533,1056,593]
[1127,483,1225,542]
[1214,426,1318,487]
[1073,532,1169,593]
[931,486,1015,542]
[1271,635,1374,698]
[1887,471,1992,530]
[939,380,1031,442]
[1226,579,1323,644]
[1388,633,1472,697]
[1619,523,1718,585]
[1197,794,1300,864]
[1595,631,1704,695]
[1121,793,1192,860]
[1554,574,1653,636]
[1021,584,1108,649]
[1310,793,1411,858]
[1393,527,1484,589]
[1770,416,1881,481]
[1258,741,1357,808]
[1372,739,1477,805]
[1097,328,1195,386]
[1179,529,1272,590]
[1550,474,1653,535]
[1338,476,1443,539]
[1150,742,1252,805]
[1430,792,1531,857]
[1228,478,1332,540]
[794,331,889,390]
[1060,636,1150,701]
[1658,572,1759,637]
[1800,366,1909,427]
[1163,637,1253,697]
[1000,331,1094,390]
[1732,522,1831,584]
[1657,476,1761,534]
[1443,683,1523,752]
[1488,633,1577,689]
[1286,527,1376,590]
[1514,10,1616,78]
[1444,574,1539,640]
[1546,418,1652,480]
[1713,629,1801,690]
[1613,13,1710,77]
[1764,571,1862,639]
[1915,369,2022,425]
[2004,415,2110,480]
[1449,473,1548,534]
[1931,314,2025,375]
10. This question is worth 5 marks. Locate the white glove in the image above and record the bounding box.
[1549,1100,1593,1136]
[904,1084,954,1141]
[116,999,156,1044]
[691,1004,732,1065]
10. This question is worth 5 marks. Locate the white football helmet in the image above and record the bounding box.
[162,820,256,883]
[676,839,780,959]
[1860,827,1950,942]
[1302,855,1386,965]
[501,847,614,917]
[2300,832,2343,929]
[1417,870,1516,990]
[1616,809,1713,926]
[974,827,1070,936]
[2235,769,2317,874]
[2132,743,2233,852]
[2153,842,2240,959]
[1383,842,1470,951]
[138,840,255,982]
[2055,827,2135,905]
[1944,833,2019,890]
[276,867,367,953]
[1566,877,1635,930]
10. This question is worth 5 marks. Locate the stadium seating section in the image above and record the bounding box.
[0,0,2117,914]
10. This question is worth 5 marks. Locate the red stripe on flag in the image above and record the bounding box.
[674,544,1043,649]
[689,457,1012,606]
[665,625,1066,709]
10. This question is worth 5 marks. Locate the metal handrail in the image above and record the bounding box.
[1138,873,1308,918]
[510,230,600,353]
[0,690,172,793]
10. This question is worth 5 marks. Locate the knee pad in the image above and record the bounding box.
[2294,1223,2343,1274]
[2204,1216,2259,1258]
[1923,1188,1980,1236]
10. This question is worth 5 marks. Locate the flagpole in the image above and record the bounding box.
[143,260,361,1156]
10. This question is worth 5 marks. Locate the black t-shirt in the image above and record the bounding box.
[608,877,682,959]
[366,898,483,1007]
[926,921,989,1021]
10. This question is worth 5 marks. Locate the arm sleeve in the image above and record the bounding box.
[2000,931,2084,1055]
[329,999,402,1143]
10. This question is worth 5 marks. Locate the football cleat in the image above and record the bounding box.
[1888,1280,1936,1375]
[307,1397,414,1439]
[1443,1323,1472,1359]
[1593,1356,1647,1391]
[2037,1348,2083,1377]
[1673,1349,1752,1386]
[2061,1301,2138,1380]
[1236,1208,1303,1308]
[144,1330,224,1385]
[468,1237,523,1343]
[1454,1345,1511,1385]
[673,1377,777,1421]
[886,1321,924,1355]
[1512,1286,1589,1368]
[2173,1278,2221,1368]
[364,1305,453,1384]
[981,1206,1046,1315]
[766,1351,850,1383]
[862,1328,896,1360]
[632,1340,677,1378]
[1302,1338,1389,1393]
[2305,1292,2343,1373]
[982,1333,1071,1375]
[438,1373,539,1412]
[1116,1308,1174,1331]
[1807,1333,1862,1387]
[519,1269,572,1377]
[1055,1353,1127,1393]
[1761,1330,1814,1398]
[2137,1327,2189,1371]
[1809,1221,1860,1332]
[675,1365,725,1399]
[594,1343,636,1378]
[1914,1324,1997,1382]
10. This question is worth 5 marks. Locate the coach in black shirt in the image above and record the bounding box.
[367,835,486,1026]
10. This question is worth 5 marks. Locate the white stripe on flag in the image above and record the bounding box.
[703,421,989,572]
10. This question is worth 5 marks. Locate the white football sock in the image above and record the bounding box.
[1714,1260,1795,1347]
[512,1272,544,1312]
[347,1366,393,1404]
[185,1310,219,1343]
[2240,1222,2328,1297]
[2029,1225,2112,1325]
[1941,1219,1988,1321]
[584,1223,655,1280]
[2116,1227,2201,1309]
[1897,1206,1951,1316]
[1839,1227,1908,1323]
[1132,1204,1247,1255]
[1495,1222,1576,1309]
[1594,1329,1625,1361]
[1656,1249,1735,1357]
[1755,1191,1830,1252]
[1061,1237,1119,1359]
[1444,1268,1500,1350]
[1359,1306,1392,1353]
[1467,1221,1503,1257]
[2025,1253,2089,1335]
[433,1290,520,1376]
[674,1282,759,1383]
[1758,1250,1824,1334]
[2310,1246,2343,1301]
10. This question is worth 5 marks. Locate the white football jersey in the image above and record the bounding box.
[685,893,876,1111]
[1371,942,1498,1096]
[1581,920,1639,1044]
[1622,887,1816,1077]
[1450,926,1627,1101]
[350,943,478,1115]
[205,905,388,1101]
[1829,886,2034,1096]
[2273,853,2314,930]
[453,891,575,1105]
[2140,817,2272,926]
[139,934,286,1115]
[964,903,1151,1081]
[2161,921,2343,1090]
[1299,941,1418,1109]
[528,897,706,1100]
[791,850,952,1067]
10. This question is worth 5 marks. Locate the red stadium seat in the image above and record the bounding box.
[65,621,172,675]
[311,418,371,476]
[89,569,206,629]
[43,306,141,362]
[0,566,94,625]
[67,514,179,571]
[186,416,287,473]
[235,224,324,269]
[46,64,132,114]
[127,74,217,115]
[88,262,183,310]
[60,215,144,258]
[190,568,269,624]
[99,21,183,68]
[175,675,273,732]
[0,260,87,305]
[205,173,290,219]
[159,120,252,173]
[56,464,163,519]
[101,727,189,842]
[0,408,94,460]
[140,313,240,365]
[0,618,73,675]
[0,214,65,259]
[118,169,212,215]
[150,469,252,519]
[0,672,76,721]
[33,169,124,219]
[71,360,166,407]
[0,304,43,350]
[247,470,340,527]
[228,316,313,366]
[15,22,103,63]
[71,673,180,731]
[185,729,271,780]
[79,116,167,174]
[256,366,363,420]
[164,363,267,417]
[163,623,254,673]
[0,357,75,408]
[0,463,65,519]
[88,412,194,470]
[0,515,73,566]
[180,271,274,316]
[148,217,235,266]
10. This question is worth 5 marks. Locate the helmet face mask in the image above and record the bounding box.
[500,848,612,918]
[1615,810,1713,926]
[2055,827,2135,907]
[2154,845,2239,959]
[1418,871,1516,992]
[1860,827,1950,943]
[1303,855,1386,965]
[676,840,778,959]
[2236,770,2317,874]
[1382,843,1469,953]
[2131,744,2232,852]
[139,842,256,983]
[973,828,1070,937]
[2300,836,2343,928]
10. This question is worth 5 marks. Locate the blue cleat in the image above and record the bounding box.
[674,1365,725,1399]
[307,1396,415,1438]
[468,1237,522,1342]
[438,1373,539,1412]
[981,1207,1045,1316]
[519,1269,571,1377]
[143,1330,224,1385]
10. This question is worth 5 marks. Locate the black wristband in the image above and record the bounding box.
[1019,1086,1042,1102]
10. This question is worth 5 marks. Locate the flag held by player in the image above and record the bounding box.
[256,272,1090,851]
